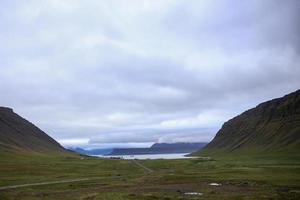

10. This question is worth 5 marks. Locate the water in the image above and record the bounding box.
[94,153,193,160]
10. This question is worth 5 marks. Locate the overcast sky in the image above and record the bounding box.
[1,0,300,148]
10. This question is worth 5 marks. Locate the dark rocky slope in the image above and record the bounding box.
[0,107,66,153]
[196,89,300,154]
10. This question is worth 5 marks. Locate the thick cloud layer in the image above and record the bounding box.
[1,0,299,148]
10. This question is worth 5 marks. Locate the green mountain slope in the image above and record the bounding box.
[0,107,67,153]
[195,89,300,155]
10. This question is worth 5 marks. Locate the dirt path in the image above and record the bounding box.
[0,178,95,191]
[132,160,154,173]
[0,175,124,191]
[0,160,153,191]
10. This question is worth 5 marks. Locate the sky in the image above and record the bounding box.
[0,0,300,149]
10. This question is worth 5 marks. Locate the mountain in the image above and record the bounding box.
[109,142,207,155]
[194,89,300,155]
[70,147,113,155]
[0,107,67,153]
[151,142,207,150]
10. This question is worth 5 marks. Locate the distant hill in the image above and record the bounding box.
[109,142,207,155]
[194,89,300,155]
[0,107,67,153]
[70,147,113,155]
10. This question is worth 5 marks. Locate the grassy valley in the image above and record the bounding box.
[0,150,299,200]
[1,90,300,199]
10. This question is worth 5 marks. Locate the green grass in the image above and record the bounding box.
[0,150,300,200]
[0,149,144,186]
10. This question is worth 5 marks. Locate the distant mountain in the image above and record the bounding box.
[109,142,207,155]
[194,89,300,155]
[70,147,113,155]
[151,142,207,150]
[0,107,67,153]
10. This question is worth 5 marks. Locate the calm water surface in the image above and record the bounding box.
[95,153,193,160]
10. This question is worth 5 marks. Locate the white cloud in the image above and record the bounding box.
[0,0,299,147]
[160,110,233,129]
[58,138,89,146]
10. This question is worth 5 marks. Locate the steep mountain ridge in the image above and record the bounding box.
[196,89,300,155]
[0,107,66,153]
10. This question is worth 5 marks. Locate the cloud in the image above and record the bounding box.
[0,0,299,147]
[88,127,216,148]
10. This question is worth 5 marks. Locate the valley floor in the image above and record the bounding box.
[0,151,300,200]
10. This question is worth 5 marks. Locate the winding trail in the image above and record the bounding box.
[132,159,154,173]
[0,176,124,191]
[0,178,94,191]
[0,159,154,191]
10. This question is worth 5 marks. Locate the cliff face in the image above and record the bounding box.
[200,90,300,154]
[0,107,66,153]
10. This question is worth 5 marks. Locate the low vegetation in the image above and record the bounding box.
[1,91,299,199]
[0,150,299,200]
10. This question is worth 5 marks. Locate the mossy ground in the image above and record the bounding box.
[0,150,299,200]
